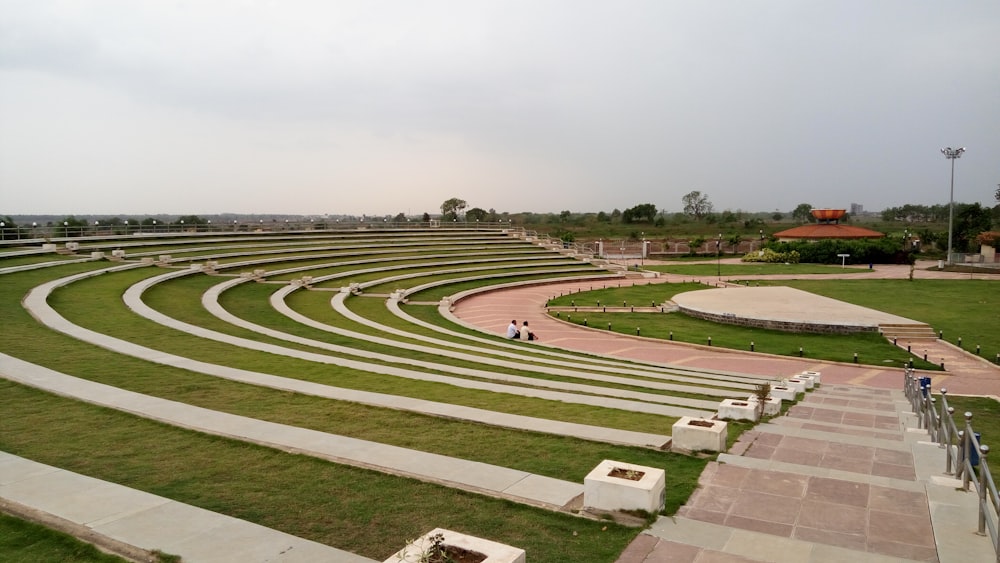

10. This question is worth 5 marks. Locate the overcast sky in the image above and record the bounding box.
[1,1,998,217]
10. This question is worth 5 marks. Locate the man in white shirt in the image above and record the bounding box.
[506,320,519,339]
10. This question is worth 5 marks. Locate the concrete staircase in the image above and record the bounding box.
[619,384,996,562]
[879,323,938,341]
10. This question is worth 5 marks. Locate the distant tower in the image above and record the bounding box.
[850,203,864,216]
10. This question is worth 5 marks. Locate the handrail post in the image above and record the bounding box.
[963,412,974,490]
[939,389,949,447]
[945,406,956,475]
[978,445,989,537]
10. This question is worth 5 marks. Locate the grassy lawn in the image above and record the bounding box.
[0,513,132,563]
[546,282,939,370]
[756,279,1000,358]
[645,263,871,276]
[0,381,699,563]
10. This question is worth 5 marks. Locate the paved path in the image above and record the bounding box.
[615,385,994,563]
[451,265,1000,397]
[451,262,999,562]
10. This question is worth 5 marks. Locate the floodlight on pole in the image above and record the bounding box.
[940,147,965,266]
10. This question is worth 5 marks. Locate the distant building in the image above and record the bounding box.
[773,209,883,241]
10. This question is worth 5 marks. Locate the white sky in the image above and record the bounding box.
[1,1,998,216]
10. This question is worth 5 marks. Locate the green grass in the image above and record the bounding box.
[645,263,870,276]
[0,513,130,563]
[546,282,938,369]
[937,395,1000,448]
[756,279,1000,358]
[1,380,699,563]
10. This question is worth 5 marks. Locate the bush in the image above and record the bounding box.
[741,248,800,263]
[766,238,914,265]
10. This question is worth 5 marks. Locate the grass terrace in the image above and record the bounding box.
[1,228,766,563]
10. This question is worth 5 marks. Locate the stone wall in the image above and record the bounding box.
[678,307,877,335]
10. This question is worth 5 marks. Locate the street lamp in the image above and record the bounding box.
[640,231,645,268]
[716,233,722,277]
[940,147,965,265]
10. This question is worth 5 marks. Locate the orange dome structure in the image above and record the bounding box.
[811,209,846,223]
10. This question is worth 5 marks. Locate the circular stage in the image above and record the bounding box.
[671,286,919,334]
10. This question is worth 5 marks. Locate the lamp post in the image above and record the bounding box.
[716,233,722,277]
[640,231,645,268]
[940,147,965,265]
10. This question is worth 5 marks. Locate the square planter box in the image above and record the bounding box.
[799,370,822,384]
[584,459,666,514]
[384,528,525,563]
[717,398,758,421]
[784,378,807,393]
[795,375,815,389]
[769,385,797,401]
[747,395,782,416]
[671,417,727,454]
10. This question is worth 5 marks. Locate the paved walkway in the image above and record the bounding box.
[451,265,1000,397]
[615,385,994,562]
[450,263,1000,562]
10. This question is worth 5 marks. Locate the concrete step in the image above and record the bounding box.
[642,515,913,563]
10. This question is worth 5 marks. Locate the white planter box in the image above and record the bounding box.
[65,242,80,251]
[385,528,525,563]
[799,370,822,384]
[795,375,815,389]
[584,459,666,514]
[748,395,782,416]
[158,254,171,263]
[769,385,797,401]
[671,417,727,454]
[784,378,807,393]
[90,251,105,260]
[717,399,758,421]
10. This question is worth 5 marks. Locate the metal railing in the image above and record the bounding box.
[904,368,999,559]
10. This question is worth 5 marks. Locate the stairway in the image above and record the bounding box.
[618,384,996,562]
[879,323,938,341]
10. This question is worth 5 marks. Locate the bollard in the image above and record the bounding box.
[750,341,755,352]
[631,307,634,312]
[909,359,914,368]
[853,352,858,363]
[707,337,712,346]
[651,301,655,307]
[597,300,600,307]
[940,361,945,370]
[996,353,999,365]
[799,346,803,357]
[957,337,962,348]
[556,312,561,318]
[568,315,571,323]
[893,337,897,346]
[669,331,673,341]
[939,330,943,339]
[623,301,627,307]
[907,344,911,353]
[571,300,575,307]
[975,344,980,355]
[584,319,587,327]
[636,327,640,336]
[607,322,611,330]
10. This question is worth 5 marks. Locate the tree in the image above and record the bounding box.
[791,203,814,223]
[440,198,467,221]
[622,203,657,223]
[682,191,713,220]
[421,212,431,223]
[465,207,488,222]
[393,212,406,222]
[954,203,993,252]
[727,233,743,254]
[772,212,783,222]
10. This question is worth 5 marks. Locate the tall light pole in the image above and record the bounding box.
[940,147,965,265]
[716,233,722,278]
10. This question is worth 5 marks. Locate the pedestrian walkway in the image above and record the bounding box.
[615,385,994,562]
[0,451,376,563]
[0,353,583,513]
